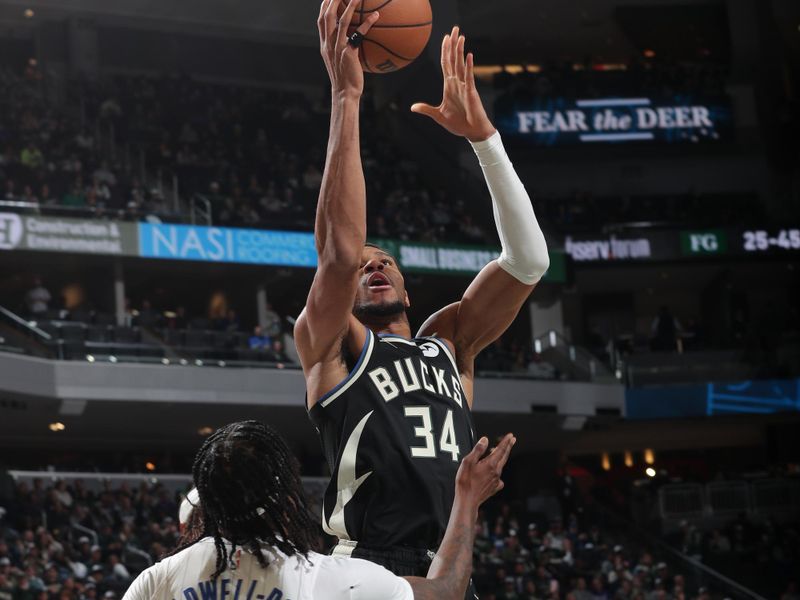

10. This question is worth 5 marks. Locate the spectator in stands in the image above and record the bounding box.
[39,184,56,206]
[62,183,87,208]
[271,339,288,363]
[262,303,282,338]
[20,142,44,171]
[166,306,188,330]
[24,276,51,318]
[782,581,800,600]
[214,308,239,333]
[650,306,682,352]
[528,353,557,380]
[248,325,271,351]
[2,180,15,201]
[133,299,159,328]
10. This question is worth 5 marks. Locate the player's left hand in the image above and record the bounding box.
[455,433,516,506]
[410,26,496,143]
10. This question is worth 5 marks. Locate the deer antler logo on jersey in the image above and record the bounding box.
[420,342,440,358]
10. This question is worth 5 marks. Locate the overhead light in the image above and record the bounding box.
[644,449,655,465]
[643,49,656,58]
[624,451,634,468]
[195,359,203,366]
[109,355,118,363]
[48,422,66,432]
[24,8,34,18]
[646,467,656,478]
[145,462,156,472]
[86,355,95,363]
[198,426,214,436]
[601,452,611,471]
[161,358,170,365]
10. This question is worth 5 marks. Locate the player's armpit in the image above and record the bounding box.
[417,262,534,370]
[295,269,361,367]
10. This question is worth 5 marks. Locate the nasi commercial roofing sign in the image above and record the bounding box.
[138,223,318,267]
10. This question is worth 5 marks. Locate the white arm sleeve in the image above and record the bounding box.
[314,556,414,600]
[471,131,549,285]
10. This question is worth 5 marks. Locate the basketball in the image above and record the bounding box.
[343,0,432,73]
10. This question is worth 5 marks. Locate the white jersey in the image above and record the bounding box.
[123,538,413,600]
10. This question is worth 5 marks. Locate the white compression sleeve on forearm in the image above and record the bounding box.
[470,131,549,285]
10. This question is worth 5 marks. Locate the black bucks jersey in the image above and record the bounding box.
[309,328,476,550]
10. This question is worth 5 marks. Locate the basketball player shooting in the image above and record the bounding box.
[295,0,549,596]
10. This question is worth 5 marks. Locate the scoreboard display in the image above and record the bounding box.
[742,229,800,252]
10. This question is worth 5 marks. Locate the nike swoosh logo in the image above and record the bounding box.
[323,411,374,539]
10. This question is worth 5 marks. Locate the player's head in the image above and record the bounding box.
[353,243,410,322]
[180,420,318,580]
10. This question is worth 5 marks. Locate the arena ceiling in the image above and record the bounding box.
[0,0,732,59]
[1,0,796,70]
[459,0,733,64]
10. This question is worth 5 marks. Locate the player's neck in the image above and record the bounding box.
[361,315,413,339]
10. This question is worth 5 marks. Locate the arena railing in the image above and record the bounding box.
[659,479,800,523]
[533,330,617,383]
[658,483,706,521]
[751,478,800,517]
[0,304,54,357]
[8,470,329,502]
[0,199,179,224]
[706,481,751,517]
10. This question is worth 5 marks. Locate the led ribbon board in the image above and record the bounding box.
[496,96,732,145]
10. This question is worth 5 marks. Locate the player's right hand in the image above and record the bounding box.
[455,434,516,506]
[318,0,379,100]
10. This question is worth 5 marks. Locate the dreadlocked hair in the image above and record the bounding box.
[167,420,319,581]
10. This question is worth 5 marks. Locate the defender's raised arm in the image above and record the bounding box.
[405,434,516,600]
[295,0,379,370]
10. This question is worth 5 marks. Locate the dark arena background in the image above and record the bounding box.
[1,0,799,598]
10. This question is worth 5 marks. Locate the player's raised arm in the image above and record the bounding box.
[404,434,516,600]
[413,27,549,380]
[295,0,379,367]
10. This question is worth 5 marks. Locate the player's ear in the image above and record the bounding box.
[404,291,411,308]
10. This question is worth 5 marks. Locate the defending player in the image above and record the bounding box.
[295,0,549,594]
[123,421,515,600]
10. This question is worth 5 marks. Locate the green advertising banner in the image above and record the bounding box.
[371,238,567,283]
[0,213,139,256]
[680,230,728,256]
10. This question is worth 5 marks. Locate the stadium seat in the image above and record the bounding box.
[113,327,140,344]
[86,326,110,343]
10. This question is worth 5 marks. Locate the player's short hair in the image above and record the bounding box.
[364,242,398,265]
[168,421,318,580]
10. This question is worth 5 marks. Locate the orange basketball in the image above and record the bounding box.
[341,0,433,74]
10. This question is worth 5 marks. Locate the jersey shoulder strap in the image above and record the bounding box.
[313,326,376,410]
